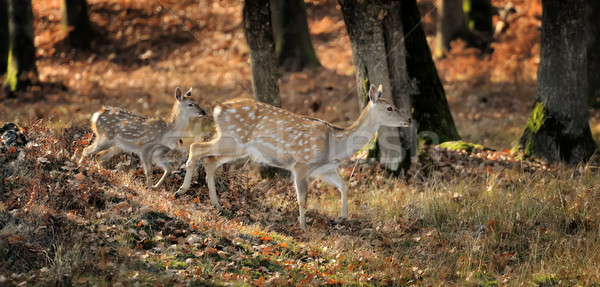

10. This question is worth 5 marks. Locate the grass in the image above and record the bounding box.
[1,121,599,286]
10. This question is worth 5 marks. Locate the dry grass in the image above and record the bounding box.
[1,121,599,285]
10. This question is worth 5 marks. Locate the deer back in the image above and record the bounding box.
[213,98,331,165]
[91,107,170,150]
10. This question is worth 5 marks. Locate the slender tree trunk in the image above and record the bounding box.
[435,0,494,56]
[0,0,8,76]
[465,0,494,52]
[61,0,94,49]
[243,0,281,107]
[588,0,600,108]
[515,0,596,163]
[2,0,37,92]
[434,0,465,58]
[403,0,460,143]
[340,0,413,173]
[270,0,320,72]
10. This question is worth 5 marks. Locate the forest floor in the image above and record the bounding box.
[1,0,600,285]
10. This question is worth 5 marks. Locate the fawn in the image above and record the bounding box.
[79,87,206,189]
[175,84,411,230]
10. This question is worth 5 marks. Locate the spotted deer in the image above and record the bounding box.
[79,87,206,189]
[175,84,411,230]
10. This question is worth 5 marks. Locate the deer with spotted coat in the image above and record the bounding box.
[79,87,206,189]
[175,84,411,230]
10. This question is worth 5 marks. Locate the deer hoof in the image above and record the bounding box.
[331,217,347,226]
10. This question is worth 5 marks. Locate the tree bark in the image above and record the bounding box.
[243,0,281,108]
[434,0,465,58]
[0,0,8,76]
[434,0,494,57]
[270,0,320,72]
[403,0,460,143]
[2,0,37,92]
[515,0,596,164]
[340,0,459,173]
[588,0,600,108]
[61,0,94,49]
[244,0,287,178]
[465,0,494,52]
[340,0,412,173]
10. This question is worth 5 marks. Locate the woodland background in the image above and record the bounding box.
[1,0,600,286]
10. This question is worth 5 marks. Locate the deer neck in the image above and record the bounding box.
[330,105,379,161]
[165,104,188,141]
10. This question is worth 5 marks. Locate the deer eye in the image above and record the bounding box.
[387,106,393,112]
[188,104,194,107]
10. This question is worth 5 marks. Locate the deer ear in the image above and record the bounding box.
[175,87,184,102]
[369,84,381,103]
[185,87,193,98]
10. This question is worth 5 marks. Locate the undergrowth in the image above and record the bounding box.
[0,120,599,286]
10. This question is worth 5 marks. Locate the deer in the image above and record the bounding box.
[174,84,411,231]
[79,87,206,189]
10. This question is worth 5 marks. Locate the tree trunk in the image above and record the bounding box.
[61,0,94,49]
[434,0,494,57]
[588,0,600,108]
[464,0,494,52]
[340,0,413,173]
[403,0,460,143]
[434,0,465,58]
[0,0,8,76]
[270,0,320,72]
[243,0,288,178]
[2,0,36,93]
[243,0,281,107]
[515,0,596,164]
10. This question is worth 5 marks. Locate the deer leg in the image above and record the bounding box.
[176,142,215,197]
[79,140,113,164]
[203,156,228,212]
[95,146,122,161]
[318,170,348,222]
[139,150,154,189]
[152,148,172,190]
[292,164,311,231]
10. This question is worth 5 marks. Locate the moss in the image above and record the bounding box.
[513,101,548,157]
[439,140,490,154]
[534,274,560,286]
[525,102,547,134]
[361,76,370,106]
[463,0,473,30]
[3,40,17,91]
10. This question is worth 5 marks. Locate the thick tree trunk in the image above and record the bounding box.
[243,0,281,108]
[2,0,36,92]
[403,0,460,143]
[0,0,8,76]
[61,0,94,49]
[340,0,413,173]
[434,0,465,58]
[515,0,596,164]
[270,0,320,72]
[243,0,287,178]
[588,0,600,108]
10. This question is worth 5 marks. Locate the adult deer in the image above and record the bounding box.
[175,85,411,230]
[79,87,206,189]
